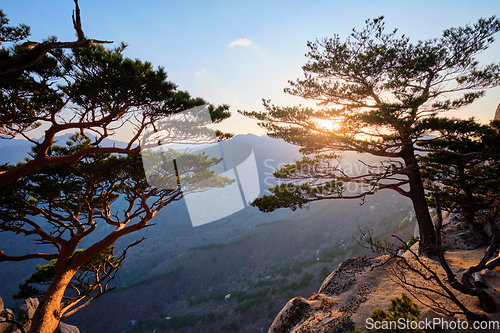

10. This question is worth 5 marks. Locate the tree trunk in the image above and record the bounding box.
[463,187,476,224]
[459,167,476,224]
[25,227,145,333]
[403,148,437,255]
[28,268,76,333]
[27,255,77,333]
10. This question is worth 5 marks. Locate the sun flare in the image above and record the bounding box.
[315,119,341,131]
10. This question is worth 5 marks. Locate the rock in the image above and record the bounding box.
[268,297,312,333]
[307,293,338,314]
[431,211,491,249]
[268,294,337,333]
[426,258,440,265]
[269,286,372,333]
[0,297,79,333]
[0,320,21,333]
[269,257,381,333]
[430,211,489,250]
[1,308,15,322]
[55,322,80,333]
[481,269,495,277]
[17,297,39,329]
[0,298,27,333]
[0,308,20,333]
[483,215,500,238]
[472,272,488,288]
[402,241,420,258]
[432,211,461,226]
[446,213,462,226]
[441,221,488,250]
[495,103,500,121]
[319,257,378,296]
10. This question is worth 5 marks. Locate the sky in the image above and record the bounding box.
[2,0,500,140]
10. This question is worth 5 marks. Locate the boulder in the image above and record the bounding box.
[441,221,488,250]
[56,322,80,333]
[483,214,500,239]
[0,321,21,333]
[0,308,15,322]
[17,297,39,330]
[429,211,489,250]
[0,308,20,333]
[431,211,461,226]
[472,272,488,288]
[481,269,495,277]
[269,257,381,333]
[319,257,377,296]
[0,297,79,333]
[268,297,313,333]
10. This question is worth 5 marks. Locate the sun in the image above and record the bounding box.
[315,119,341,131]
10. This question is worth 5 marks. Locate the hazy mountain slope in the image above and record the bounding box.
[67,191,415,333]
[0,134,418,333]
[0,134,301,306]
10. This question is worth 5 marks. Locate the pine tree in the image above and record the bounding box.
[0,1,230,187]
[241,16,500,254]
[418,118,500,223]
[1,135,232,333]
[0,3,232,332]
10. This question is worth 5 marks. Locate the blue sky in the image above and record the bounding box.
[2,0,500,138]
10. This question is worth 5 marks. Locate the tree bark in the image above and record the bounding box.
[403,147,437,254]
[28,268,76,333]
[459,166,476,224]
[26,221,151,333]
[0,0,112,76]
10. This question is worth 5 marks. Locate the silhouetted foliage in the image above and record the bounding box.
[0,4,231,332]
[241,16,500,254]
[419,119,500,224]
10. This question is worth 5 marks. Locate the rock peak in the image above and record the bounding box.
[495,103,500,120]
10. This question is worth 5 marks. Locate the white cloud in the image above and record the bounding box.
[228,38,254,47]
[195,69,207,77]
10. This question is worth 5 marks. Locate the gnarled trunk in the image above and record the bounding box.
[26,227,145,333]
[28,268,76,333]
[403,147,437,254]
